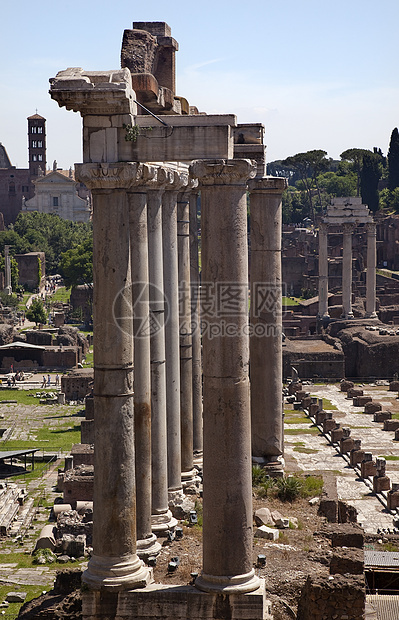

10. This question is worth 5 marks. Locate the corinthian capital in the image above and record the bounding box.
[190,159,256,186]
[75,162,144,190]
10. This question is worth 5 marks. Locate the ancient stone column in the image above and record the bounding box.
[189,189,203,457]
[128,173,161,560]
[366,221,377,318]
[249,176,287,471]
[162,169,187,495]
[318,221,330,319]
[76,162,151,590]
[178,191,196,486]
[341,223,354,318]
[190,159,260,593]
[147,166,177,534]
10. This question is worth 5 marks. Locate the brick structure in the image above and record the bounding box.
[61,368,93,401]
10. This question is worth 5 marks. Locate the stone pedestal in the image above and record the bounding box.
[191,158,260,594]
[318,222,329,318]
[249,177,286,469]
[76,163,151,590]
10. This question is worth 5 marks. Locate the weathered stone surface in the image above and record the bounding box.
[373,475,391,493]
[364,401,382,414]
[253,507,273,527]
[330,548,364,575]
[340,380,354,392]
[383,419,399,431]
[6,591,27,603]
[374,410,392,422]
[331,524,364,548]
[353,395,372,407]
[296,574,365,620]
[254,525,279,541]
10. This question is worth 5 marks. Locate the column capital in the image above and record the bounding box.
[190,159,256,186]
[247,175,288,193]
[75,162,144,190]
[366,221,377,236]
[319,221,328,234]
[342,222,355,235]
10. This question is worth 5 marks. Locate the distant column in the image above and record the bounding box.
[318,222,330,319]
[189,189,203,457]
[366,221,377,318]
[341,223,354,319]
[191,158,260,594]
[248,176,287,471]
[147,166,177,534]
[162,169,188,494]
[128,172,161,560]
[77,162,151,590]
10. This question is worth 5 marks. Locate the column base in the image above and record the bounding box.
[136,534,162,562]
[317,311,330,320]
[195,568,262,594]
[181,468,201,490]
[82,553,153,591]
[365,311,378,319]
[341,312,354,319]
[151,510,178,535]
[252,455,284,478]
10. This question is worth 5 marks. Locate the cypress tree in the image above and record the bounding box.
[388,127,399,190]
[361,153,381,212]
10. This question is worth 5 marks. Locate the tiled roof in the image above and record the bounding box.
[366,594,399,619]
[365,551,399,568]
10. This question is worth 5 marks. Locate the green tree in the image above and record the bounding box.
[361,152,381,212]
[281,150,329,220]
[26,298,47,326]
[59,236,93,289]
[340,148,372,196]
[388,128,399,191]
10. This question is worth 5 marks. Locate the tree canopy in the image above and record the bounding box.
[59,236,93,289]
[388,127,399,191]
[26,298,47,326]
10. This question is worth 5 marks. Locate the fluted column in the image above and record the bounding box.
[189,189,203,457]
[128,168,161,560]
[162,169,189,494]
[342,223,354,319]
[76,162,151,590]
[248,176,287,469]
[178,191,196,486]
[190,159,260,594]
[366,222,377,318]
[318,222,330,319]
[147,166,177,534]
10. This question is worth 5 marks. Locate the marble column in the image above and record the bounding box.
[178,191,196,486]
[191,159,260,594]
[248,177,287,470]
[128,174,161,560]
[147,166,177,534]
[366,221,377,318]
[318,222,330,319]
[76,162,151,590]
[342,223,354,319]
[189,189,203,457]
[162,170,187,495]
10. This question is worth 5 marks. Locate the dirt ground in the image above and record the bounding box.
[151,495,332,620]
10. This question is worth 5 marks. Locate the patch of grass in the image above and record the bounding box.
[284,427,320,436]
[382,455,399,461]
[313,397,337,411]
[49,286,70,304]
[0,389,59,406]
[284,415,310,424]
[383,541,399,552]
[293,446,319,454]
[282,296,300,307]
[2,423,81,452]
[82,350,93,368]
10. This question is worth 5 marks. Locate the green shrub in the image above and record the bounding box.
[276,476,302,502]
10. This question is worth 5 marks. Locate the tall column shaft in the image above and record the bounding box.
[178,192,195,483]
[162,189,182,492]
[191,159,260,594]
[318,222,329,318]
[189,191,203,456]
[342,223,354,318]
[147,188,169,520]
[128,188,161,559]
[249,177,287,463]
[366,222,377,318]
[76,163,151,590]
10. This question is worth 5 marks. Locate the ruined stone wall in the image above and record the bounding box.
[61,370,93,400]
[296,574,365,620]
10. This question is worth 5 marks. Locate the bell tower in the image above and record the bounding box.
[27,113,46,178]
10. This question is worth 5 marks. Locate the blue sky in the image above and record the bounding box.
[1,0,398,170]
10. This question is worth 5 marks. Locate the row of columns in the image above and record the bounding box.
[318,221,377,320]
[77,159,286,595]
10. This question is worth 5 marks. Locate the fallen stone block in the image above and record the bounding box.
[347,388,363,398]
[340,437,355,454]
[323,418,337,433]
[383,419,399,432]
[315,410,327,425]
[6,592,27,603]
[254,526,279,541]
[364,402,382,414]
[331,524,364,548]
[340,380,354,392]
[330,427,344,443]
[353,396,372,407]
[389,380,399,391]
[254,507,273,527]
[373,475,391,493]
[374,410,392,422]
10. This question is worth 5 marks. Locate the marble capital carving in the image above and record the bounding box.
[247,176,288,193]
[190,159,256,185]
[75,162,192,191]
